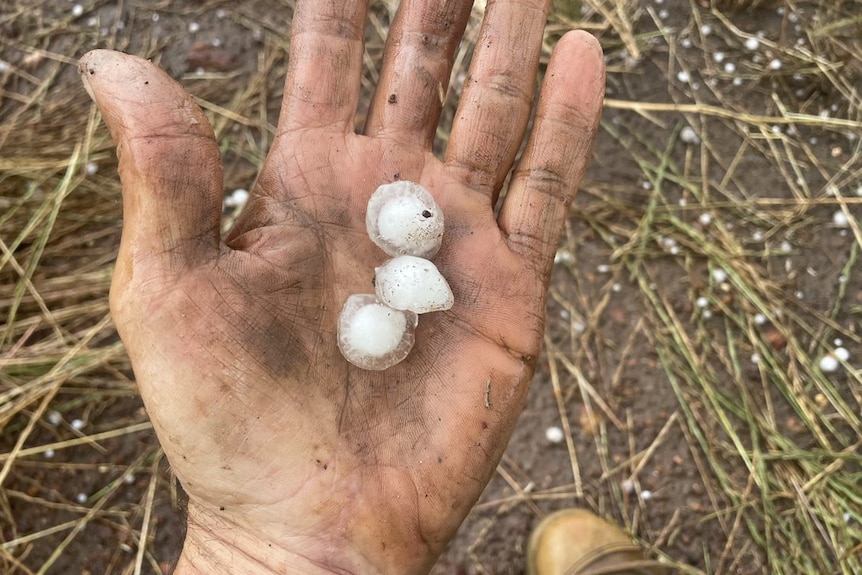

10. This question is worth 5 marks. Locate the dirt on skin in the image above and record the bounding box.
[2,0,860,574]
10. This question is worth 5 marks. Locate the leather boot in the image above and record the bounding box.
[527,509,668,575]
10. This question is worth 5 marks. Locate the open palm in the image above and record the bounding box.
[80,1,603,573]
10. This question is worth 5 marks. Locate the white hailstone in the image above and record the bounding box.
[712,269,727,283]
[754,313,767,325]
[44,449,55,459]
[71,419,85,430]
[696,296,709,308]
[698,212,713,226]
[819,354,839,373]
[745,37,760,50]
[752,231,764,242]
[572,320,586,333]
[700,24,712,36]
[780,240,792,253]
[611,283,622,293]
[597,264,611,273]
[72,4,84,17]
[832,210,849,228]
[224,188,249,208]
[151,13,159,22]
[554,249,574,265]
[216,8,226,18]
[123,474,136,484]
[640,489,653,500]
[188,21,200,33]
[658,9,669,19]
[713,52,725,63]
[678,198,687,206]
[681,38,692,49]
[768,59,783,70]
[85,161,98,175]
[750,353,761,364]
[374,256,453,314]
[680,126,700,144]
[76,493,88,504]
[834,347,849,362]
[47,411,62,426]
[702,309,713,319]
[366,181,444,258]
[833,338,843,347]
[337,294,417,371]
[621,479,636,494]
[856,185,862,197]
[732,77,743,86]
[545,426,565,444]
[677,70,691,83]
[724,62,737,74]
[795,290,804,300]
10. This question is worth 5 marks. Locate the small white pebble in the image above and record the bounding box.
[47,411,62,426]
[768,58,783,70]
[712,269,727,283]
[76,493,88,504]
[696,296,709,308]
[713,52,725,63]
[44,448,56,459]
[72,4,84,17]
[819,355,839,373]
[832,210,849,228]
[545,426,565,444]
[188,21,200,33]
[680,126,700,144]
[71,419,85,430]
[754,313,767,325]
[745,37,760,50]
[698,213,713,226]
[677,70,690,83]
[750,353,761,364]
[640,489,653,500]
[834,347,849,362]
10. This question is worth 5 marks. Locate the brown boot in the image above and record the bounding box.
[527,509,668,575]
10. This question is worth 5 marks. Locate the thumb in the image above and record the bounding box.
[79,50,223,288]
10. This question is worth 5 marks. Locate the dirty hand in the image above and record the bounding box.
[79,1,604,573]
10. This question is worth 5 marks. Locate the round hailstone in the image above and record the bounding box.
[745,37,760,50]
[832,210,849,228]
[680,126,700,144]
[819,354,839,373]
[366,181,444,258]
[712,268,728,283]
[696,296,710,308]
[375,255,454,314]
[545,426,565,444]
[834,347,849,362]
[337,294,417,370]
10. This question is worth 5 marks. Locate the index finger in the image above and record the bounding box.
[278,1,368,134]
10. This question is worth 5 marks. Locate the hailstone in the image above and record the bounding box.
[337,294,417,370]
[366,181,444,258]
[374,255,454,314]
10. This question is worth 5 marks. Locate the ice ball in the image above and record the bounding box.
[337,294,417,370]
[366,181,444,258]
[375,255,454,314]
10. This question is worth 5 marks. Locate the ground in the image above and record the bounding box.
[1,0,860,574]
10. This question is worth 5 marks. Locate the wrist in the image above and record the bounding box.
[174,503,355,575]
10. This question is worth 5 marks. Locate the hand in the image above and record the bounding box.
[79,1,604,573]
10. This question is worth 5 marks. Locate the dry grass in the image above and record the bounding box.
[1,0,861,573]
